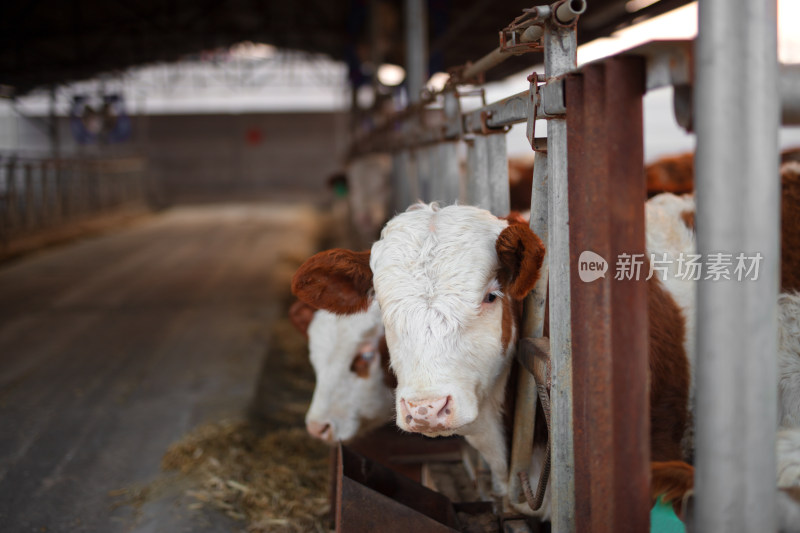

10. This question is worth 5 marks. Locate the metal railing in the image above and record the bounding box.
[347,0,799,530]
[0,154,150,244]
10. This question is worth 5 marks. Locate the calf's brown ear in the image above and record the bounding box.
[288,300,317,337]
[495,222,545,300]
[291,249,373,314]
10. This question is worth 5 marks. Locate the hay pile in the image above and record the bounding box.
[162,421,330,533]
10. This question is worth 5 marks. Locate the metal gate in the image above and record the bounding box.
[341,0,800,531]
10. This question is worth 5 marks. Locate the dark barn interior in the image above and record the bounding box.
[7,1,797,532]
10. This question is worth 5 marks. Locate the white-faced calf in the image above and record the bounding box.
[289,299,395,443]
[293,206,540,494]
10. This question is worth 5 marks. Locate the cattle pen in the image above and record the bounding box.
[2,1,800,532]
[333,1,800,532]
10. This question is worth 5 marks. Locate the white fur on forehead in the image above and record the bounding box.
[371,204,509,337]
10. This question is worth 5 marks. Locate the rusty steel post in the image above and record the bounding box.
[566,65,614,532]
[335,445,460,533]
[566,56,649,532]
[604,55,649,532]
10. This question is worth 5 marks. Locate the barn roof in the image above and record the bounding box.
[0,0,692,95]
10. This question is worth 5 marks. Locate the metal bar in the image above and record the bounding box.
[508,150,549,515]
[405,0,427,104]
[54,161,65,222]
[465,134,507,214]
[462,90,530,132]
[566,66,614,532]
[5,160,19,233]
[694,0,779,531]
[429,143,443,204]
[416,146,433,203]
[437,142,461,205]
[487,134,510,215]
[407,148,422,205]
[604,55,649,533]
[543,15,577,533]
[780,64,800,125]
[335,445,460,532]
[461,47,508,82]
[392,151,413,212]
[466,136,492,211]
[40,161,51,227]
[24,163,34,230]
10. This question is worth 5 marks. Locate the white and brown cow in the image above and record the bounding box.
[293,206,541,495]
[289,299,395,443]
[293,203,693,504]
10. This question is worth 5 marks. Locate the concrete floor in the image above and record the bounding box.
[0,204,323,533]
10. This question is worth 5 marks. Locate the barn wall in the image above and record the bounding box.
[146,112,347,203]
[0,108,347,204]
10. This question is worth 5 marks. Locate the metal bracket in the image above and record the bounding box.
[526,72,540,148]
[499,8,545,55]
[540,78,566,116]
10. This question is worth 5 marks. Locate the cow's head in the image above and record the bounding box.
[292,204,544,438]
[288,299,394,443]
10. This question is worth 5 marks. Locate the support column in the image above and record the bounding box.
[543,17,577,533]
[694,0,779,531]
[405,0,427,104]
[466,134,508,215]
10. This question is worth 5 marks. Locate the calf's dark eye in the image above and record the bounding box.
[484,293,497,304]
[350,353,371,378]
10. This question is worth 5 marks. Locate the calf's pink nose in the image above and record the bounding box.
[306,420,334,442]
[399,395,453,431]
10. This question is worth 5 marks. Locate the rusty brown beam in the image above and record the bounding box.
[335,444,461,533]
[566,64,614,532]
[566,55,650,531]
[605,56,649,533]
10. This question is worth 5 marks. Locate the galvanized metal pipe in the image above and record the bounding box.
[404,148,422,206]
[543,17,577,533]
[465,134,507,213]
[415,146,433,203]
[404,0,427,103]
[508,151,549,516]
[462,90,530,132]
[694,0,779,531]
[673,61,800,130]
[555,0,587,25]
[437,142,461,205]
[461,48,509,83]
[487,135,510,215]
[392,150,414,212]
[465,135,487,210]
[780,63,800,125]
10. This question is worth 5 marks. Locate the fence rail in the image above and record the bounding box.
[0,154,150,244]
[344,0,798,531]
